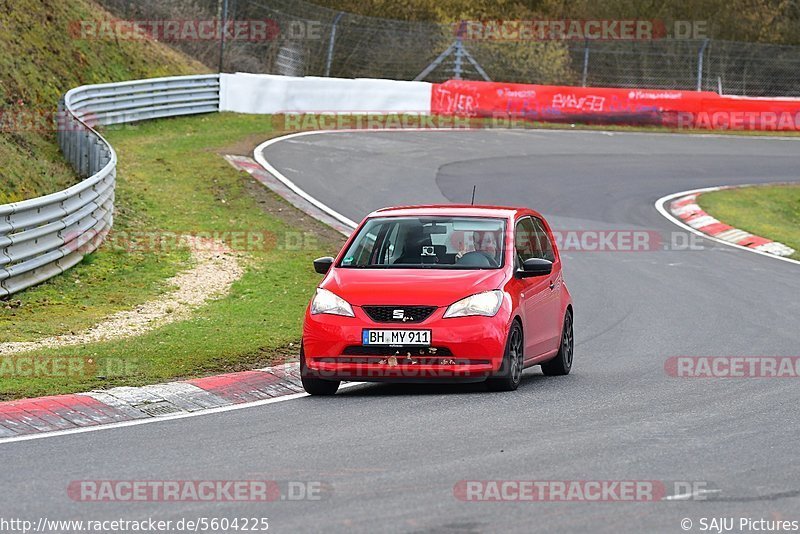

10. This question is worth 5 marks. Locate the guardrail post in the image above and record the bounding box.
[57,98,65,152]
[65,115,75,170]
[75,124,84,174]
[70,118,79,171]
[89,135,99,175]
[80,129,91,178]
[97,145,106,169]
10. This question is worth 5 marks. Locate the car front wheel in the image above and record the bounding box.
[300,346,340,395]
[486,321,524,392]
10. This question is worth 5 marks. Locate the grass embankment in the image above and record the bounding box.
[698,184,800,261]
[0,0,207,203]
[1,113,344,399]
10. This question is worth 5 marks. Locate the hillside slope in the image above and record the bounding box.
[0,0,208,203]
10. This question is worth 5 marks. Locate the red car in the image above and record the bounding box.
[301,205,574,395]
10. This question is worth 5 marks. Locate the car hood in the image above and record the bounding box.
[321,268,508,307]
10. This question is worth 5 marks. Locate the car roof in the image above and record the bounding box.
[366,204,536,219]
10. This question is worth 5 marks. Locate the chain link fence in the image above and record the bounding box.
[566,39,800,95]
[98,0,800,96]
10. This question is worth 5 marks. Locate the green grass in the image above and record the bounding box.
[0,112,344,399]
[0,211,191,341]
[698,184,800,260]
[0,0,207,203]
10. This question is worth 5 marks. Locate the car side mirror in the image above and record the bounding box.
[518,258,552,277]
[313,256,335,274]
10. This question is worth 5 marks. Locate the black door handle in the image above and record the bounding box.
[549,280,555,290]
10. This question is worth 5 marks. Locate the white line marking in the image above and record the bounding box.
[755,242,796,256]
[257,129,800,267]
[253,128,800,234]
[0,382,365,446]
[254,130,361,230]
[655,185,800,267]
[663,488,722,501]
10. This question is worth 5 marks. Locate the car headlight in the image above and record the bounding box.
[443,290,503,318]
[311,288,355,317]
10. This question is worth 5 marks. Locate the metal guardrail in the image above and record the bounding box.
[0,74,220,297]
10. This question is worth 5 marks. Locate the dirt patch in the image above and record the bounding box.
[219,130,284,157]
[241,176,346,250]
[0,237,244,355]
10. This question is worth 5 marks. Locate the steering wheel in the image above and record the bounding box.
[456,251,499,267]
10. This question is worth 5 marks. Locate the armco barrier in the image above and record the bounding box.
[430,80,800,130]
[0,75,220,297]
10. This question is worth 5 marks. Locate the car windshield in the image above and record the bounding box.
[339,216,506,269]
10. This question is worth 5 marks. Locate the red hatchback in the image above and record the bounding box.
[301,205,574,395]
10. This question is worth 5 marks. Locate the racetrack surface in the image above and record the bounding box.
[2,130,799,533]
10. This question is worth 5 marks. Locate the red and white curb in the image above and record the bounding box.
[0,148,364,445]
[656,186,798,265]
[0,363,309,441]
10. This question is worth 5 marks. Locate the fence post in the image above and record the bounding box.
[217,0,229,72]
[696,38,709,91]
[325,12,345,77]
[453,38,464,79]
[581,39,590,87]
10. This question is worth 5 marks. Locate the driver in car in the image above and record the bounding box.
[456,230,501,265]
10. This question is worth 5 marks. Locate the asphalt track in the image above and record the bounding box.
[2,129,800,533]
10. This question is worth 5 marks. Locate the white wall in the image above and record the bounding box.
[219,73,432,114]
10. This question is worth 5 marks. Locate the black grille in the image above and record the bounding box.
[362,305,437,323]
[342,345,453,357]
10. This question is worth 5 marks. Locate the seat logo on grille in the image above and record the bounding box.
[392,309,414,322]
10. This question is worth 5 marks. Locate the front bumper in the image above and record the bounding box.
[302,305,510,382]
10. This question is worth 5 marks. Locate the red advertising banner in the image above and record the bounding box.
[430,80,800,131]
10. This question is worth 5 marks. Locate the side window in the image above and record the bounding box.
[514,218,537,264]
[383,223,400,264]
[532,218,556,262]
[371,222,400,265]
[346,222,397,266]
[349,227,378,266]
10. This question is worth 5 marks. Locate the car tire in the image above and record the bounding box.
[300,345,340,396]
[541,310,573,376]
[486,321,524,392]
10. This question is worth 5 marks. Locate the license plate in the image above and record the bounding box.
[362,329,431,346]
